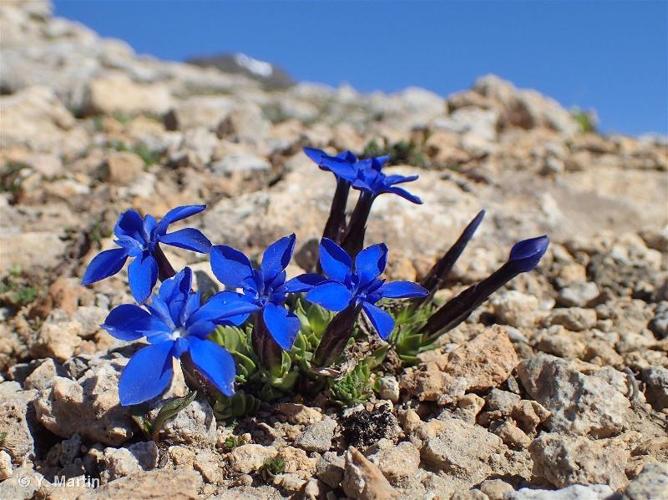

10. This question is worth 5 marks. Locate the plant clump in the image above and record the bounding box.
[80,146,549,420]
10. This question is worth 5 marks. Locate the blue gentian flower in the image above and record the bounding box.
[303,147,360,182]
[305,238,427,340]
[210,234,320,353]
[304,148,363,242]
[82,205,212,303]
[351,157,422,204]
[101,268,259,406]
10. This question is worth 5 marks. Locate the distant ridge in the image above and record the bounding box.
[187,52,294,90]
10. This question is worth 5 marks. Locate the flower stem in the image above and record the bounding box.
[420,262,517,339]
[340,192,375,257]
[155,244,176,281]
[313,303,361,367]
[322,179,351,243]
[252,313,283,370]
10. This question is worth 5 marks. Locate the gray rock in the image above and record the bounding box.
[84,467,203,499]
[491,290,540,328]
[507,484,614,500]
[558,282,600,307]
[421,416,503,482]
[295,416,337,453]
[154,398,217,447]
[378,376,400,403]
[211,153,271,175]
[34,355,135,446]
[0,382,37,462]
[0,466,44,500]
[316,451,345,488]
[649,301,668,339]
[641,367,668,411]
[374,441,420,485]
[0,450,13,481]
[517,354,631,437]
[342,447,399,500]
[529,433,629,490]
[547,308,597,331]
[100,441,159,482]
[620,461,668,500]
[228,444,278,474]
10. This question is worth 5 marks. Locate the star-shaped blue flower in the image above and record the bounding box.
[304,238,427,339]
[82,205,212,303]
[351,157,422,204]
[210,234,320,352]
[101,268,259,406]
[303,147,361,182]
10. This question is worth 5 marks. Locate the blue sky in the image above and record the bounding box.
[54,1,667,136]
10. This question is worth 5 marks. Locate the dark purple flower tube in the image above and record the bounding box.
[313,303,362,367]
[420,235,549,338]
[322,178,351,243]
[339,192,374,257]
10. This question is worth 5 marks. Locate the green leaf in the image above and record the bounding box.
[151,390,198,440]
[214,391,261,421]
[329,360,373,407]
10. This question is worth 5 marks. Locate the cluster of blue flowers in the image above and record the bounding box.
[83,147,548,406]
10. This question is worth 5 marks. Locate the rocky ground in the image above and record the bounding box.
[1,1,667,499]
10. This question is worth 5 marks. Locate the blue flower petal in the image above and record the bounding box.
[113,210,144,240]
[155,204,207,235]
[82,248,129,285]
[102,304,170,341]
[386,186,423,204]
[508,235,550,273]
[210,245,254,290]
[303,147,326,164]
[385,174,419,185]
[354,243,388,286]
[185,320,216,338]
[378,281,428,299]
[319,238,352,282]
[362,302,395,340]
[114,236,144,257]
[142,214,157,241]
[188,291,259,325]
[262,302,300,351]
[128,253,159,304]
[282,273,327,293]
[159,228,212,254]
[187,337,236,397]
[119,341,175,406]
[305,282,353,311]
[260,234,296,285]
[147,295,175,330]
[180,291,201,326]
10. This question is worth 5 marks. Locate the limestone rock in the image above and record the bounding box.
[228,444,278,474]
[374,441,420,485]
[517,354,631,437]
[87,73,173,115]
[620,461,668,500]
[295,416,337,453]
[420,416,504,484]
[0,382,37,462]
[507,484,614,500]
[153,399,217,447]
[34,355,135,445]
[342,447,399,500]
[529,433,629,490]
[401,326,519,402]
[85,467,203,499]
[100,441,159,483]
